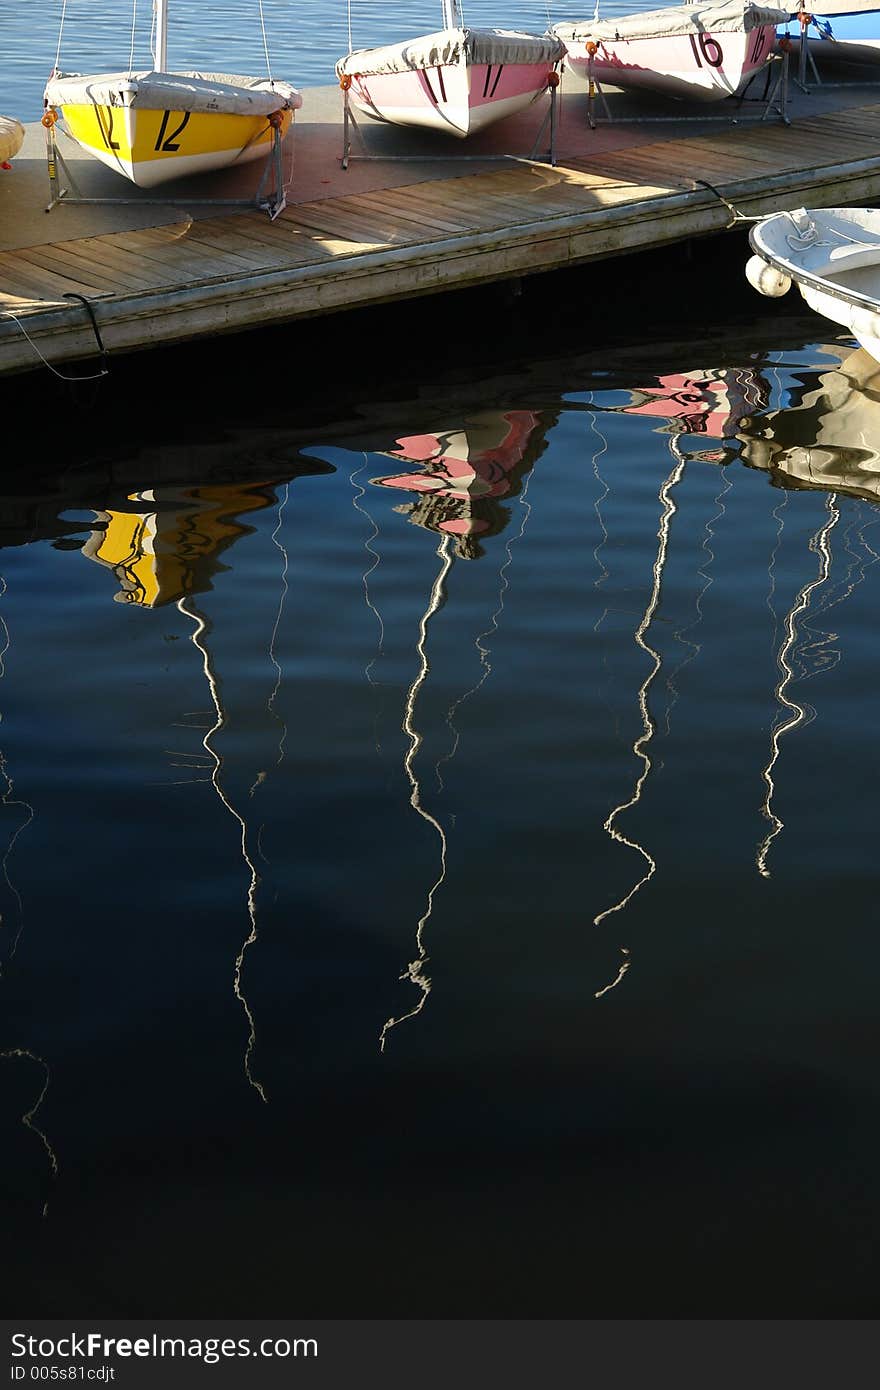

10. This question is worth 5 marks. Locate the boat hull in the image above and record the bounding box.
[0,114,24,165]
[53,101,293,188]
[563,24,776,101]
[346,61,555,137]
[748,207,880,366]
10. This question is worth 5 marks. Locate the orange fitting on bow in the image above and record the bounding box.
[547,70,560,88]
[798,9,812,24]
[779,35,792,50]
[339,74,352,90]
[41,109,58,128]
[268,110,285,129]
[586,41,599,56]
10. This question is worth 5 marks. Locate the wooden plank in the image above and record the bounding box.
[13,243,154,294]
[113,224,261,274]
[0,256,109,300]
[171,225,295,269]
[106,227,254,279]
[224,217,340,261]
[288,205,413,244]
[331,191,475,234]
[63,233,187,283]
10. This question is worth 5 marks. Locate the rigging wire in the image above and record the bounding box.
[257,0,273,81]
[53,0,69,75]
[128,0,138,76]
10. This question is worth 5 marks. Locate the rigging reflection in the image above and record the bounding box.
[589,365,768,995]
[593,440,686,992]
[70,468,333,1099]
[735,346,880,875]
[1,1048,58,1218]
[362,407,551,1046]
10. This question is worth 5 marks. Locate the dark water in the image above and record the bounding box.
[3,248,880,1317]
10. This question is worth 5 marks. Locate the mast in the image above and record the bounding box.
[441,0,462,30]
[155,0,169,72]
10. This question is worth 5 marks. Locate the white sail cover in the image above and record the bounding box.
[44,70,302,114]
[336,27,566,78]
[795,0,880,14]
[552,1,790,44]
[0,114,24,163]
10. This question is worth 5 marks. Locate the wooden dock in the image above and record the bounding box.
[3,74,880,377]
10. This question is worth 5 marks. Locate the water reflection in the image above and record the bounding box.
[334,407,552,1044]
[370,409,545,559]
[9,323,880,1314]
[601,366,771,458]
[735,346,880,874]
[74,470,328,1101]
[737,347,880,502]
[0,1048,57,1218]
[82,485,275,608]
[590,368,762,994]
[593,441,685,993]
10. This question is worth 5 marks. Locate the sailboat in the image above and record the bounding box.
[551,1,788,103]
[43,0,302,190]
[335,0,566,138]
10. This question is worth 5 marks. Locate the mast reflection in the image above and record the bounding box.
[72,470,331,1100]
[735,346,880,875]
[590,366,768,996]
[365,407,551,1046]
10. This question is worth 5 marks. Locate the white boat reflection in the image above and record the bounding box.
[737,346,880,500]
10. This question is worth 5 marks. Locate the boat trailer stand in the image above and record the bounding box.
[340,76,559,171]
[584,49,791,129]
[42,116,291,220]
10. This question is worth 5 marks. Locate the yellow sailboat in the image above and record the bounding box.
[43,0,301,194]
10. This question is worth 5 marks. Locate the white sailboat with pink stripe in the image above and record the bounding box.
[551,1,789,103]
[336,0,566,138]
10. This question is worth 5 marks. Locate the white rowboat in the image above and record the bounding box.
[747,207,880,365]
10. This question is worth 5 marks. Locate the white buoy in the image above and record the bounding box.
[745,254,791,298]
